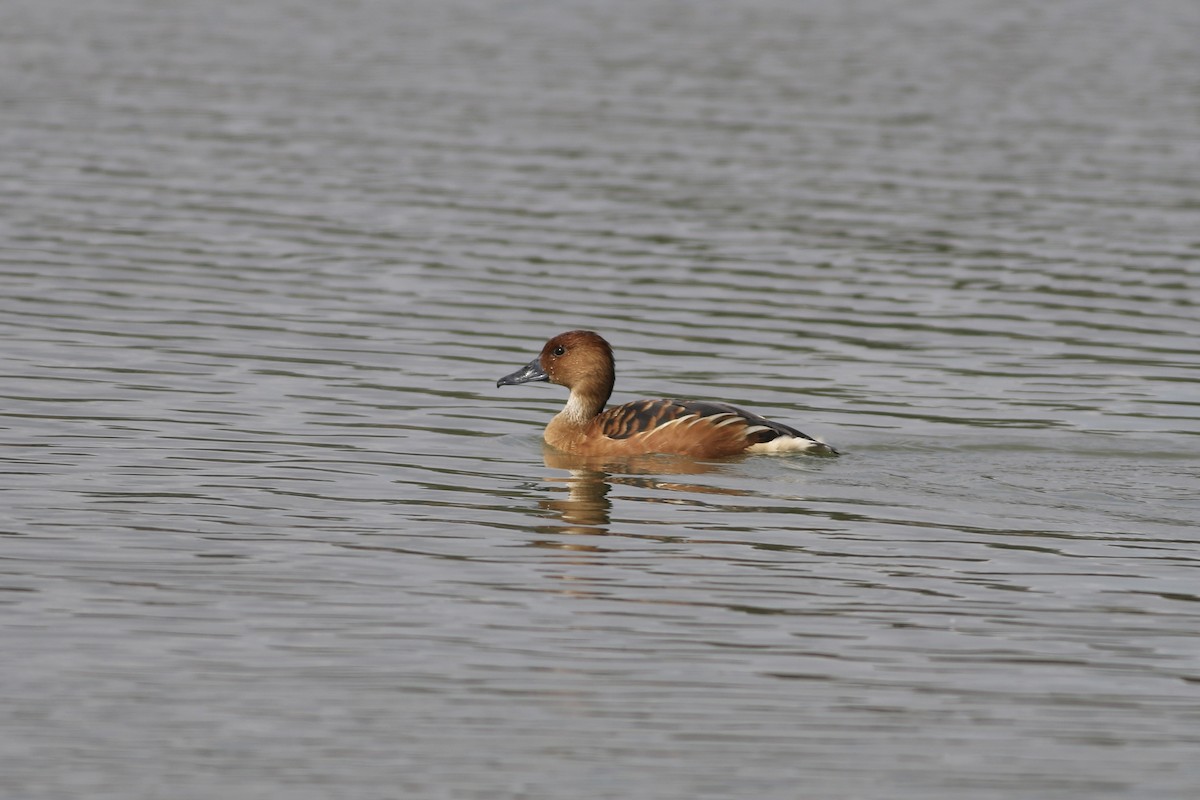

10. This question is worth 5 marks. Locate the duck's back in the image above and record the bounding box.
[587,398,835,458]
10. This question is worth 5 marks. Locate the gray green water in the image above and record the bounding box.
[3,0,1199,798]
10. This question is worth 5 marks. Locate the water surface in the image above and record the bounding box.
[2,0,1199,798]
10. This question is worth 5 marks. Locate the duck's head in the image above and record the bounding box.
[497,330,615,406]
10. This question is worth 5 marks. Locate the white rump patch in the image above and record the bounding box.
[746,435,825,454]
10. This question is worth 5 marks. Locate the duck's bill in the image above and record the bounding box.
[496,358,548,387]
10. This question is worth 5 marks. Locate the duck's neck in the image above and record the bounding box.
[545,387,609,450]
[561,389,607,424]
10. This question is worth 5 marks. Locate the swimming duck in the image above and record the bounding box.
[497,330,837,458]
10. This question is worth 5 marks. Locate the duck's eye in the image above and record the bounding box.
[552,345,566,357]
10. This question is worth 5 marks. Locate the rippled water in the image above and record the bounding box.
[3,0,1199,798]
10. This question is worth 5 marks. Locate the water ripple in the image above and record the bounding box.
[4,0,1200,798]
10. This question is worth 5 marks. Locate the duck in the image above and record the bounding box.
[496,330,837,458]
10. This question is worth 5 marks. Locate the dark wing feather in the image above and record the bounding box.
[673,400,821,446]
[598,399,681,439]
[598,398,821,446]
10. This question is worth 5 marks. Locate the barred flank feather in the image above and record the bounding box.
[597,399,833,456]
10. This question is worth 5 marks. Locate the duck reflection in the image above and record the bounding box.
[534,445,751,539]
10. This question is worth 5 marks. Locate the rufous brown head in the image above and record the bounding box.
[497,330,615,406]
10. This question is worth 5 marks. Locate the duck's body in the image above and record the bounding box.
[497,331,836,458]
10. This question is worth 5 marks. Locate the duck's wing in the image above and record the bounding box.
[596,399,835,456]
